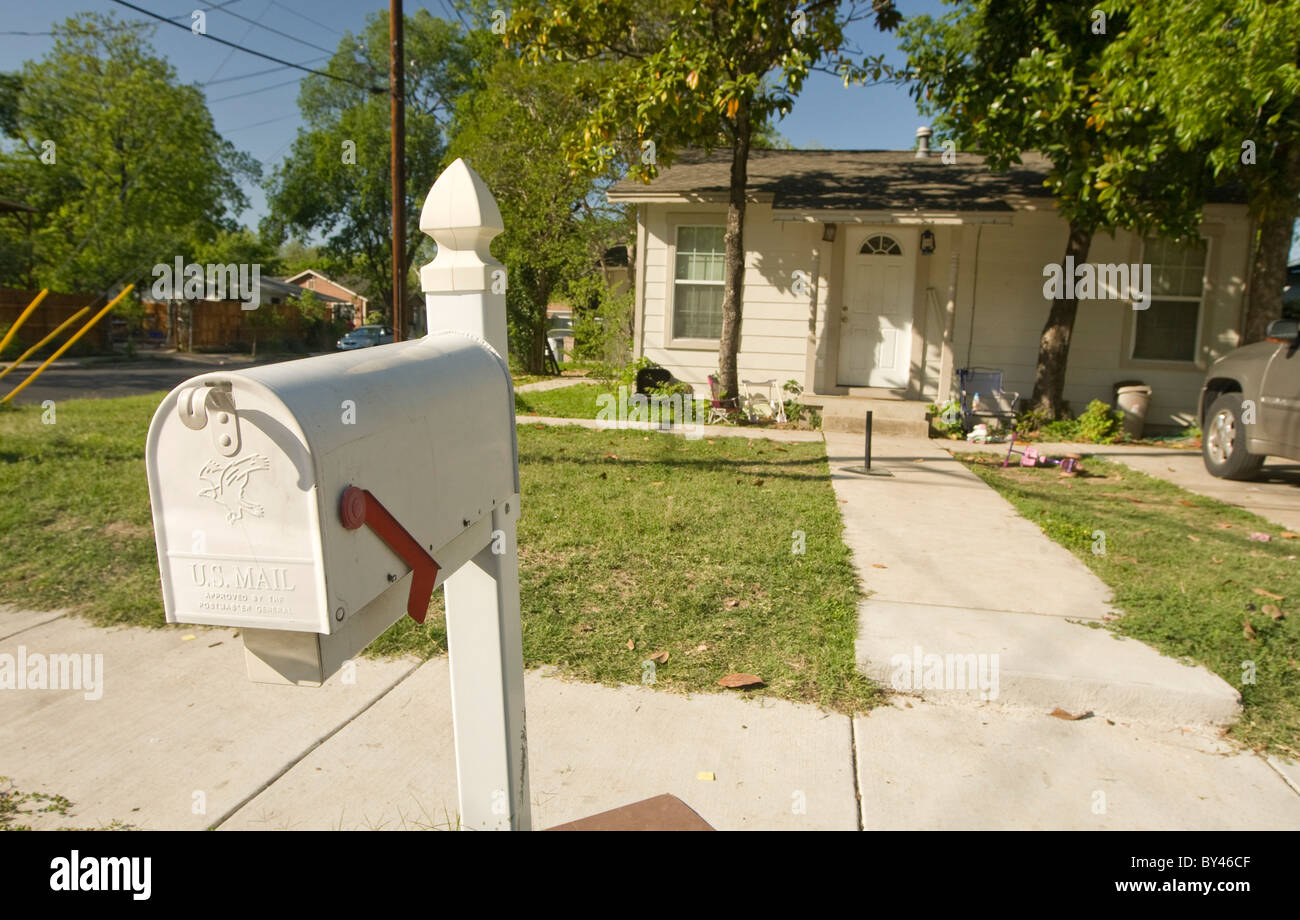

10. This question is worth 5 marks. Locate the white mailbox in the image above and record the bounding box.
[145,158,532,831]
[145,330,519,685]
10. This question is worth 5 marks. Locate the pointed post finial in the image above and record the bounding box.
[419,159,508,355]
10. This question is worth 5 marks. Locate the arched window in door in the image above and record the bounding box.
[859,234,903,256]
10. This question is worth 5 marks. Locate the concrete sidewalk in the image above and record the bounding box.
[0,610,856,831]
[3,608,1295,830]
[826,432,1240,728]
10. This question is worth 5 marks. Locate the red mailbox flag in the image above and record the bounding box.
[339,486,441,623]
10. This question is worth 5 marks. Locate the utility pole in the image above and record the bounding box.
[390,0,406,341]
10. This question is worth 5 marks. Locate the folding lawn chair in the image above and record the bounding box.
[956,367,1020,434]
[706,374,742,425]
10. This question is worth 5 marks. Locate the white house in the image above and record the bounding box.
[606,136,1253,434]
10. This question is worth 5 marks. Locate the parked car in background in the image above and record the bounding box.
[336,325,393,350]
[1200,318,1300,479]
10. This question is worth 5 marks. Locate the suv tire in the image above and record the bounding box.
[1202,392,1265,480]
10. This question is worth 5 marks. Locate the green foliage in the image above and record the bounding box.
[1038,399,1124,444]
[927,398,965,439]
[446,44,631,374]
[570,273,634,368]
[262,9,472,317]
[618,356,659,390]
[0,13,257,291]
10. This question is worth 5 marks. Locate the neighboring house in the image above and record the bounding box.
[284,269,369,328]
[607,135,1253,433]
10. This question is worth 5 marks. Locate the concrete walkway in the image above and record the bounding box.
[514,376,589,393]
[945,439,1300,533]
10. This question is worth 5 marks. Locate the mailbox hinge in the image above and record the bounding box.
[177,380,242,457]
[339,486,441,624]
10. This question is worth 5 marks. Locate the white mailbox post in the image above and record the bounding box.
[145,158,530,831]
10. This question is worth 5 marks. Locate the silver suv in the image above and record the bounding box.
[1200,319,1300,479]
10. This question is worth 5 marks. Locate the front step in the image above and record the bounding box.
[808,395,932,438]
[822,413,930,437]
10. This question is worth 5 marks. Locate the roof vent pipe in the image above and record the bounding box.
[915,126,933,158]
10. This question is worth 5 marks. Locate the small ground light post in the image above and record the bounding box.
[841,410,893,477]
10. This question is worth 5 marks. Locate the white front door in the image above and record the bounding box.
[837,229,915,388]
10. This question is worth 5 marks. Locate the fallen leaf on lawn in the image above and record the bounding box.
[1187,534,1201,542]
[752,478,764,486]
[1180,500,1196,507]
[717,672,764,689]
[1213,522,1233,529]
[1211,557,1223,565]
[1264,605,1285,620]
[707,439,715,444]
[691,643,710,654]
[697,772,715,782]
[1243,620,1257,640]
[1252,588,1284,601]
[872,563,888,569]
[604,453,618,460]
[1249,532,1272,542]
[1283,531,1299,539]
[651,481,664,485]
[724,598,741,608]
[1049,708,1092,721]
[626,639,635,650]
[648,650,670,664]
[575,624,594,633]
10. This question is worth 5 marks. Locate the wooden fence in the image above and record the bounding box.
[0,287,112,352]
[142,299,308,352]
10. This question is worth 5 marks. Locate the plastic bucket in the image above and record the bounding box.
[1116,385,1152,438]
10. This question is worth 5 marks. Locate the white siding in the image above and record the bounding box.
[640,203,821,393]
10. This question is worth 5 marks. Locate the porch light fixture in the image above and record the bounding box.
[920,229,936,254]
[822,222,837,242]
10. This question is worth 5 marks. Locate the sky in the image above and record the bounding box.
[0,0,950,229]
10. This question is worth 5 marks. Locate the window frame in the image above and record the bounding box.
[1127,234,1211,366]
[665,217,729,348]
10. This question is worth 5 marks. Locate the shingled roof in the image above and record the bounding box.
[607,148,1058,212]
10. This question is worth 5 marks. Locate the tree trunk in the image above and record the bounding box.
[1243,133,1300,343]
[1029,220,1093,418]
[716,101,753,400]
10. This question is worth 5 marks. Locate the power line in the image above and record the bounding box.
[224,111,299,132]
[209,76,302,103]
[200,3,339,56]
[167,0,247,22]
[270,0,346,38]
[108,0,383,94]
[201,59,326,86]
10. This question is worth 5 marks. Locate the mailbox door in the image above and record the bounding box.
[147,380,329,633]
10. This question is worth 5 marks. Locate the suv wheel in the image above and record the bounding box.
[1202,392,1264,480]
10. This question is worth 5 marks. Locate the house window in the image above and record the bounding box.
[860,234,902,255]
[1132,236,1207,362]
[673,225,726,340]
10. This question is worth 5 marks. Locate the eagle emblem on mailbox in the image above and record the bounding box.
[197,453,270,524]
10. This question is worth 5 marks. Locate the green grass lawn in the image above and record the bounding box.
[514,382,711,422]
[961,453,1300,755]
[0,396,875,713]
